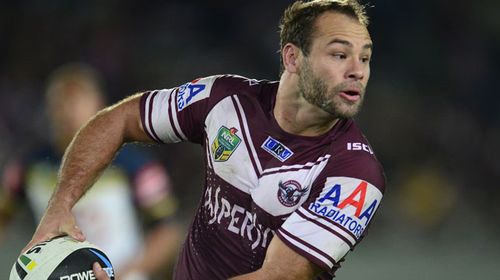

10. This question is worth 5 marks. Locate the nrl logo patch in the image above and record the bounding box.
[211,126,242,162]
[278,180,309,207]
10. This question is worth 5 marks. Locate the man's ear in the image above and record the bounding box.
[282,43,302,74]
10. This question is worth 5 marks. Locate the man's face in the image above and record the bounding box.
[49,81,103,148]
[298,11,372,118]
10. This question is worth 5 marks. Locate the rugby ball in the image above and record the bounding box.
[10,236,115,280]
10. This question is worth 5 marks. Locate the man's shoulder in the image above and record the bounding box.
[327,119,386,192]
[213,74,277,87]
[175,74,277,111]
[210,74,278,97]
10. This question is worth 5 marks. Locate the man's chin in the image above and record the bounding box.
[326,103,361,119]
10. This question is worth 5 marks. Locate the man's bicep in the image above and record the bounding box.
[107,93,153,143]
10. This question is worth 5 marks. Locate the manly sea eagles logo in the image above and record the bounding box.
[211,126,242,162]
[277,180,309,207]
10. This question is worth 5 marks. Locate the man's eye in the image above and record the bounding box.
[332,53,346,59]
[361,56,371,63]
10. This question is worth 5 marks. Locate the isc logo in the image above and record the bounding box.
[347,142,373,154]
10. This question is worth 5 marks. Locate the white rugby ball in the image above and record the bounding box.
[10,236,115,280]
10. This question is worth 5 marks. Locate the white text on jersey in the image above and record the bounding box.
[347,142,374,154]
[204,186,274,249]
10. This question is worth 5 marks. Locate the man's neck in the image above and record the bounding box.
[273,74,339,137]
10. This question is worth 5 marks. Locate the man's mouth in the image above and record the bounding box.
[339,90,361,102]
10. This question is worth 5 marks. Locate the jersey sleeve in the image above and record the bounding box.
[140,75,220,144]
[276,154,385,275]
[277,177,383,274]
[140,74,261,144]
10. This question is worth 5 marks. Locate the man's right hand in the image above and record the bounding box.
[22,204,85,253]
[93,262,112,280]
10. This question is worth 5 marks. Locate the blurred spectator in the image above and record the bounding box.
[0,63,182,280]
[395,162,458,233]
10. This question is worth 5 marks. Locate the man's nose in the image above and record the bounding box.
[345,58,365,80]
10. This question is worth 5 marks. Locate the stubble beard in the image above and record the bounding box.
[298,60,364,119]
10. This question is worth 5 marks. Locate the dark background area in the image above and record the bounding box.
[1,1,499,279]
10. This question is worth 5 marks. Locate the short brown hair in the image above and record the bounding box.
[279,0,369,70]
[45,63,104,106]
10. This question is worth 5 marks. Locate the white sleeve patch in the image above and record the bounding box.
[176,75,218,111]
[143,75,219,143]
[279,176,383,268]
[143,89,185,143]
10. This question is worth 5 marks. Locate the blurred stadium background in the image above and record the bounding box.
[1,0,499,279]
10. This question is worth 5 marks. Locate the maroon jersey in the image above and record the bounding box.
[140,75,385,279]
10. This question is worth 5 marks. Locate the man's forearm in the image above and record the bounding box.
[22,95,149,251]
[49,107,128,210]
